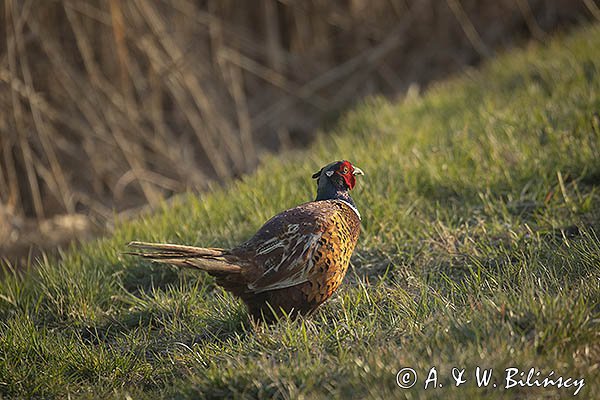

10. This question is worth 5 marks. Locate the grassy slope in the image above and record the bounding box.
[1,24,600,399]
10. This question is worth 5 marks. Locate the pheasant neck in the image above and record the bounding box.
[315,186,360,220]
[315,188,353,204]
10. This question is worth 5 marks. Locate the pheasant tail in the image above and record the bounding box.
[126,241,242,274]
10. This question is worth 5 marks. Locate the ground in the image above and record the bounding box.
[0,24,599,399]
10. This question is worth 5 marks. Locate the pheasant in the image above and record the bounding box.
[127,160,364,322]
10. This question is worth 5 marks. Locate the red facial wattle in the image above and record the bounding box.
[337,161,356,190]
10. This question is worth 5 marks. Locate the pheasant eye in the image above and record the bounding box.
[342,166,349,174]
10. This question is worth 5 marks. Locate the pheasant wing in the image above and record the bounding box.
[233,202,333,293]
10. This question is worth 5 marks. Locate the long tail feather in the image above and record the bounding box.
[125,241,242,274]
[126,241,224,257]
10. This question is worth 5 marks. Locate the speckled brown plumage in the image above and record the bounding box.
[227,199,361,320]
[127,160,363,322]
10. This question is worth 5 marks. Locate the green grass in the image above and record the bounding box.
[2,24,600,399]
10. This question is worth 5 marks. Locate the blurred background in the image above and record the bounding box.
[0,0,596,261]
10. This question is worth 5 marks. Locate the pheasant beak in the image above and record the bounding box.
[352,166,365,176]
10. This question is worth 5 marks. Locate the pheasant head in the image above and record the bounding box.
[312,160,364,204]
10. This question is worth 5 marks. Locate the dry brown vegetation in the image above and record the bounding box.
[0,0,594,259]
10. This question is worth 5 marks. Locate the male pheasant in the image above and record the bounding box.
[127,160,364,322]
